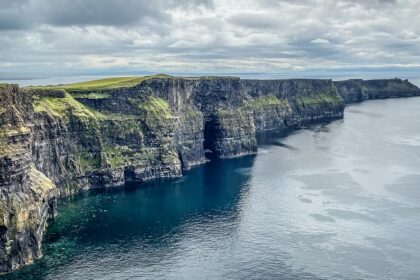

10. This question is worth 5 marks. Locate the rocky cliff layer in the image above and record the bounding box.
[0,77,419,273]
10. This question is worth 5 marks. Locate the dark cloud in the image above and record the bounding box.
[0,13,30,30]
[0,0,29,8]
[0,0,214,30]
[42,0,165,27]
[0,0,32,30]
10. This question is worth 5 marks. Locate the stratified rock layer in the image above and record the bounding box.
[0,77,419,273]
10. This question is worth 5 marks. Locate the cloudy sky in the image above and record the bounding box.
[1,0,420,84]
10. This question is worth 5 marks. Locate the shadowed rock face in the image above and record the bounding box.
[0,77,419,273]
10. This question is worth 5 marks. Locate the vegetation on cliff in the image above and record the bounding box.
[129,95,173,128]
[30,85,177,175]
[245,95,289,109]
[135,96,172,119]
[32,91,101,119]
[296,92,343,107]
[72,93,111,99]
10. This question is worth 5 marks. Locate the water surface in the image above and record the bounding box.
[3,97,420,280]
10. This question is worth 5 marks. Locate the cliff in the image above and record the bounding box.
[0,76,419,273]
[334,78,420,103]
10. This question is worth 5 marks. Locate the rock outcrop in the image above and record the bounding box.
[0,76,419,273]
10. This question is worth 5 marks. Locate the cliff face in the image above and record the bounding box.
[0,85,58,272]
[136,78,343,157]
[0,77,419,273]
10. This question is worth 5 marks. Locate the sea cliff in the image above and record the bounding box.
[0,76,419,273]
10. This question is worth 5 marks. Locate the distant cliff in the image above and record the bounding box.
[334,78,420,103]
[0,76,419,273]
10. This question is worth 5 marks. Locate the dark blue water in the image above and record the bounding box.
[3,98,420,280]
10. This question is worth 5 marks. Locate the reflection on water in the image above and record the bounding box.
[3,97,420,280]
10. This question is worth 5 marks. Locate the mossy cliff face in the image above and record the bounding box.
[0,77,419,273]
[31,88,182,191]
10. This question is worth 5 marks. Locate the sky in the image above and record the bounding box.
[1,0,420,85]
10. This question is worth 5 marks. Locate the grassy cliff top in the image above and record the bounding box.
[29,74,174,91]
[26,74,244,92]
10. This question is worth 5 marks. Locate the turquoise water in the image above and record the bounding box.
[3,97,420,280]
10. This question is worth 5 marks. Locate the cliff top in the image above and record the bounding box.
[17,76,419,93]
[26,74,243,92]
[27,74,174,91]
